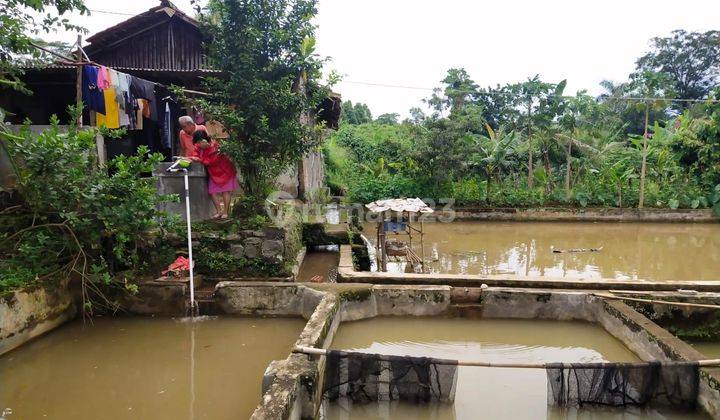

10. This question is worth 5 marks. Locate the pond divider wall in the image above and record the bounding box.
[337,245,720,292]
[209,283,720,419]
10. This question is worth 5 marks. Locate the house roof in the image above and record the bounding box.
[85,1,199,48]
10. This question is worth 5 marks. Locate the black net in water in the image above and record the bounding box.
[323,350,458,403]
[547,361,699,411]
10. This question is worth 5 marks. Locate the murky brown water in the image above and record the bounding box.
[325,317,704,419]
[0,317,305,420]
[363,221,720,281]
[691,342,720,358]
[297,251,340,283]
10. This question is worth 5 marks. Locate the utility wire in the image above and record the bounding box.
[343,80,720,103]
[88,9,136,16]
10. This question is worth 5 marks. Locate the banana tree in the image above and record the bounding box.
[470,124,520,203]
[627,71,674,208]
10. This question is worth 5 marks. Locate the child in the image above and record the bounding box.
[191,130,238,219]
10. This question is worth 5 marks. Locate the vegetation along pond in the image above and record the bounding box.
[365,221,720,281]
[0,317,306,419]
[324,317,704,419]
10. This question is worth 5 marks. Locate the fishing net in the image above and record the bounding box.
[547,361,699,411]
[323,350,458,403]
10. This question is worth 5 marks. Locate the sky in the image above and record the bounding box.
[49,0,720,118]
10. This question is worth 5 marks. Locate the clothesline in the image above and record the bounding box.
[28,40,208,97]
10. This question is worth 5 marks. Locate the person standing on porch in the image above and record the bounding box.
[178,115,206,157]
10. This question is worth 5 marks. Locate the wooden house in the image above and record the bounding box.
[1,0,340,199]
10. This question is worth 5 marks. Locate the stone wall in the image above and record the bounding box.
[0,284,76,356]
[438,207,717,223]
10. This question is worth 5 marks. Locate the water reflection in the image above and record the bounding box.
[364,221,720,281]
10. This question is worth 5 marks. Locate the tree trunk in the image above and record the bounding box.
[527,98,534,189]
[485,173,491,205]
[565,135,572,200]
[618,181,623,208]
[543,148,552,194]
[639,102,649,209]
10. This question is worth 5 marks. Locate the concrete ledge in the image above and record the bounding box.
[0,285,76,356]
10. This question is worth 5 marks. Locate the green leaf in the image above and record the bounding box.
[668,199,680,209]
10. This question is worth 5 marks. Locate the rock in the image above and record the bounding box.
[263,227,285,240]
[226,234,242,242]
[244,237,262,259]
[262,240,284,260]
[252,230,266,238]
[230,244,245,258]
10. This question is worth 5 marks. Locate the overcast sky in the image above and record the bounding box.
[50,0,720,117]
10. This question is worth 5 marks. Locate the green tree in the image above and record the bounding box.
[375,113,400,125]
[194,0,330,200]
[470,125,520,203]
[340,100,372,125]
[0,0,87,94]
[635,30,720,104]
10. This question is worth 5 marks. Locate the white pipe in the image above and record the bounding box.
[184,171,196,315]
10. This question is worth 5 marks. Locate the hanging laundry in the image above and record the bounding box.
[130,77,157,120]
[97,66,112,90]
[81,65,105,115]
[135,99,145,130]
[96,88,120,129]
[108,69,129,127]
[163,102,172,149]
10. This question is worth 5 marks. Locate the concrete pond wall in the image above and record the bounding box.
[0,283,76,357]
[205,283,720,419]
[432,207,718,223]
[2,280,718,418]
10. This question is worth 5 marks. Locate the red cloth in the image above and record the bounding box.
[194,140,238,187]
[179,124,206,157]
[162,256,190,277]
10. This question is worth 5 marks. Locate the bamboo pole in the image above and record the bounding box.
[75,35,83,127]
[292,346,720,368]
[593,292,720,310]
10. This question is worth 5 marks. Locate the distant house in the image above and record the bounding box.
[0,0,340,199]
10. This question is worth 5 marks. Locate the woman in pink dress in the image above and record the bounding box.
[191,130,239,219]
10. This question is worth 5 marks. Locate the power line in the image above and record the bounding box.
[88,9,136,16]
[343,80,720,103]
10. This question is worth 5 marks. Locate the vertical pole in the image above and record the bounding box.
[526,96,533,189]
[639,102,649,209]
[565,133,572,200]
[420,220,426,274]
[75,34,83,127]
[185,171,196,315]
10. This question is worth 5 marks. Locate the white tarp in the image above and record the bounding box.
[365,198,434,214]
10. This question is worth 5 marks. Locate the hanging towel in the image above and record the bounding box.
[97,66,112,90]
[81,65,105,114]
[96,88,120,129]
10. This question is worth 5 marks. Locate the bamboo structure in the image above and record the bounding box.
[366,199,433,274]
